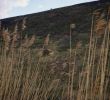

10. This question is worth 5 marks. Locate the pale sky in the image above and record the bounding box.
[0,0,97,19]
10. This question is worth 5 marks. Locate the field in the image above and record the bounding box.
[0,1,110,100]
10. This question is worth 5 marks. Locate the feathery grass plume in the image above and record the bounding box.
[13,23,18,34]
[11,33,19,48]
[2,28,11,51]
[95,18,106,34]
[42,34,51,56]
[27,35,36,47]
[69,24,75,56]
[21,34,28,48]
[93,9,107,37]
[22,17,27,30]
[21,35,36,48]
[93,9,101,19]
[44,34,50,47]
[76,41,82,48]
[70,23,76,29]
[10,23,20,49]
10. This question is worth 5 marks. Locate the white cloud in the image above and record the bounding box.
[0,0,30,19]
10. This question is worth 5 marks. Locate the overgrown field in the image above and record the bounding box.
[0,6,110,100]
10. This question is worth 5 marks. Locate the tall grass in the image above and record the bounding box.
[0,7,110,100]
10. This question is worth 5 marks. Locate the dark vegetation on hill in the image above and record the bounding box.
[0,1,109,33]
[0,0,110,50]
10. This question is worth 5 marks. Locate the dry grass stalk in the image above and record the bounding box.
[85,13,95,100]
[14,23,18,34]
[22,17,27,30]
[95,19,106,33]
[2,28,11,51]
[27,35,36,47]
[76,41,82,48]
[67,23,76,100]
[44,34,50,47]
[99,7,110,99]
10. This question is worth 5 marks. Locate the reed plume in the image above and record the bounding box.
[21,35,36,48]
[22,17,27,30]
[13,23,18,34]
[44,34,50,47]
[2,28,11,51]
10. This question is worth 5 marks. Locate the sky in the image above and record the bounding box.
[0,0,97,19]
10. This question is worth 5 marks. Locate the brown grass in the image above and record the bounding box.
[0,7,110,100]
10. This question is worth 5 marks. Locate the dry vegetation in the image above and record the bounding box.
[0,7,110,100]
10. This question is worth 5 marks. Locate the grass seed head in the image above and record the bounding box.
[14,23,18,33]
[70,24,75,29]
[44,34,50,46]
[2,28,11,50]
[22,17,27,30]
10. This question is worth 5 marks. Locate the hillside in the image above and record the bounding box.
[0,1,109,33]
[0,0,110,50]
[1,2,98,34]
